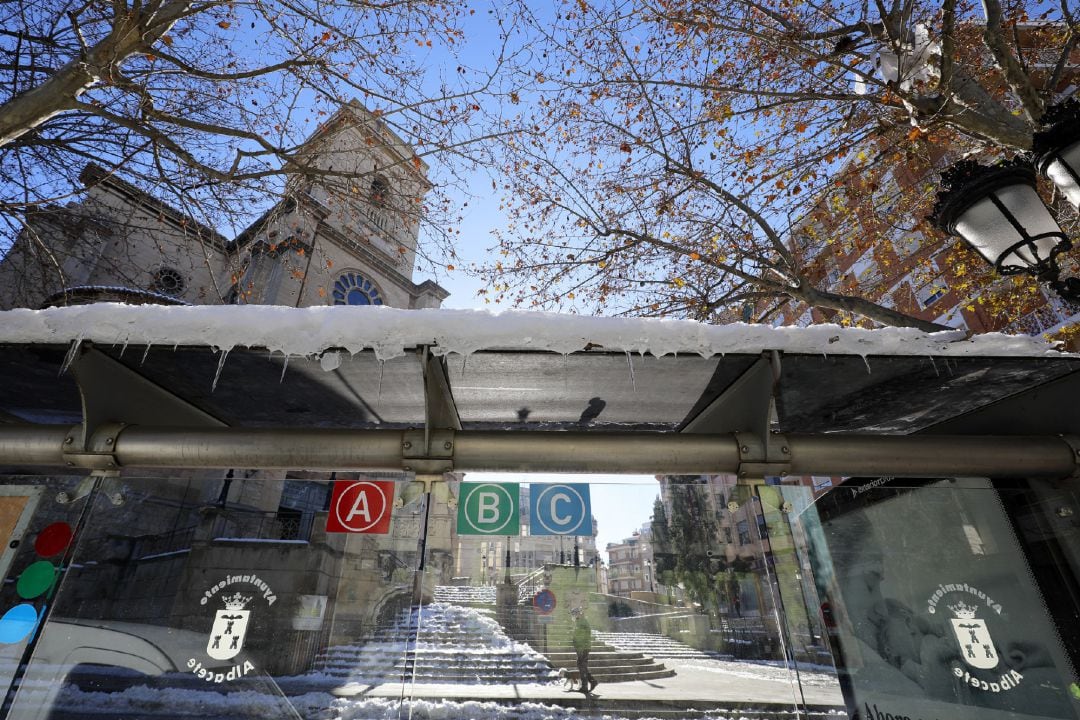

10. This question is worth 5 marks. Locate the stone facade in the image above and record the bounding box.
[0,101,447,313]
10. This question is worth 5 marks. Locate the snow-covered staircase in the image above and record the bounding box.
[312,603,558,685]
[593,631,727,660]
[432,584,496,605]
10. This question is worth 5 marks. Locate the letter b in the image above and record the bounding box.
[478,492,500,524]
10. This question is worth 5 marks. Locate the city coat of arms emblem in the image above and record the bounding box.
[207,593,251,660]
[949,600,999,670]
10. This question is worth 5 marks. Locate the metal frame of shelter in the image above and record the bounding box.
[2,338,1079,481]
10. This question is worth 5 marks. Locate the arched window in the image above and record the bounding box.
[332,272,383,306]
[370,176,389,208]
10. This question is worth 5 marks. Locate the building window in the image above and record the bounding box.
[916,279,948,309]
[737,520,751,545]
[851,253,881,286]
[150,266,186,297]
[892,234,922,260]
[332,272,384,306]
[370,176,389,208]
[367,176,390,231]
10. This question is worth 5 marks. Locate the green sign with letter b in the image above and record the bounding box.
[457,483,519,535]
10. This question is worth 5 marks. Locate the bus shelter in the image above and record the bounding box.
[0,304,1077,720]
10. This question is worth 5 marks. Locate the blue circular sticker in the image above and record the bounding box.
[0,604,39,644]
[533,589,557,614]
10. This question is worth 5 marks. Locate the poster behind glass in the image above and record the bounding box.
[801,477,1080,720]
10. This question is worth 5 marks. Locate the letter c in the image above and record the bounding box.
[551,492,573,525]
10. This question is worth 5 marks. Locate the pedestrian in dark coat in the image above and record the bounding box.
[572,610,597,695]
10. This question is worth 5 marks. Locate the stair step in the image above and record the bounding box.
[307,602,556,686]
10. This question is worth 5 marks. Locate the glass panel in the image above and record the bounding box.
[756,482,844,711]
[2,471,423,719]
[956,196,1021,262]
[0,476,87,709]
[14,470,1077,719]
[783,477,1080,720]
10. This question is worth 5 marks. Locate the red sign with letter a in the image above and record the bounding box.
[326,480,395,534]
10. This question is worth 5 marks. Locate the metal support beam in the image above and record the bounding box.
[61,346,226,469]
[681,353,779,439]
[0,425,1076,478]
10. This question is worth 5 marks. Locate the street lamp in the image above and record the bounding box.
[930,158,1080,302]
[1033,100,1080,210]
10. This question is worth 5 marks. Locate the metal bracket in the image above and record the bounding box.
[401,429,455,478]
[61,345,226,470]
[62,421,125,470]
[735,431,792,480]
[1060,434,1080,478]
[682,351,781,455]
[55,469,123,506]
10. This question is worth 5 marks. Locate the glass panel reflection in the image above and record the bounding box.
[3,471,423,719]
[13,471,1076,719]
[791,477,1080,720]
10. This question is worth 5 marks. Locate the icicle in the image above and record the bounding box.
[460,353,468,378]
[862,355,872,374]
[625,351,636,391]
[928,356,940,377]
[211,349,230,393]
[279,354,290,383]
[377,359,385,407]
[119,340,128,358]
[140,344,151,366]
[59,337,83,376]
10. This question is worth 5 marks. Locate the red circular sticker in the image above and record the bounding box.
[34,522,73,558]
[327,481,395,534]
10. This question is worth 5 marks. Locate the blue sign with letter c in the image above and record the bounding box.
[529,483,591,535]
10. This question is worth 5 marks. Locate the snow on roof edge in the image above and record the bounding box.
[0,304,1067,361]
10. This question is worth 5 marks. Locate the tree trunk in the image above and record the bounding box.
[797,285,956,333]
[0,0,192,148]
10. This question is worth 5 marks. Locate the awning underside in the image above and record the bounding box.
[1,343,1077,436]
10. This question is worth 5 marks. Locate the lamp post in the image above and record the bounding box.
[930,158,1080,302]
[1033,100,1080,210]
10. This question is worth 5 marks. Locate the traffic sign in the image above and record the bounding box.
[533,589,557,615]
[326,480,395,534]
[457,483,519,535]
[529,483,591,536]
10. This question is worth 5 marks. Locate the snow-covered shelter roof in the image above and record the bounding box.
[0,305,1077,440]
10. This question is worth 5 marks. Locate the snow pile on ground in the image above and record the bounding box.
[0,304,1065,361]
[47,687,843,719]
[665,657,839,689]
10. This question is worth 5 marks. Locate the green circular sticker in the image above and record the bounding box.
[16,561,56,599]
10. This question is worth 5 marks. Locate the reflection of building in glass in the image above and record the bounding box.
[605,525,655,599]
[650,474,831,661]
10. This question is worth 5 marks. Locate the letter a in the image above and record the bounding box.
[345,490,371,524]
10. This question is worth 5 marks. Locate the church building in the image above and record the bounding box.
[0,101,448,313]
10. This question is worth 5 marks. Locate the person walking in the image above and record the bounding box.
[571,608,598,696]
